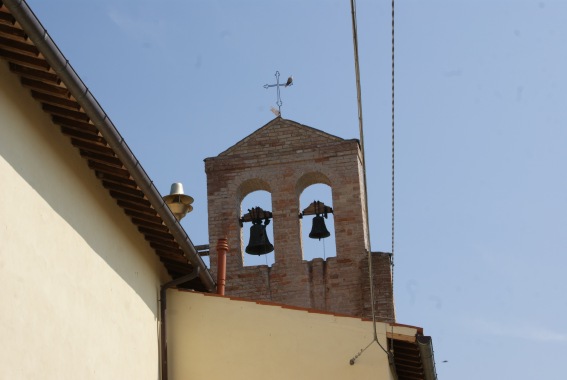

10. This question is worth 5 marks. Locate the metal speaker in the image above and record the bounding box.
[245,223,274,255]
[309,214,331,240]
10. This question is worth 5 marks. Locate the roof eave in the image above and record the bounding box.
[417,335,438,380]
[2,0,216,292]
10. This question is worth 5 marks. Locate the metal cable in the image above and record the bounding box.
[348,0,389,361]
[390,0,396,302]
[391,0,396,271]
[390,0,396,362]
[348,0,398,369]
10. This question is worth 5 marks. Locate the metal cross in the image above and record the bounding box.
[263,71,293,116]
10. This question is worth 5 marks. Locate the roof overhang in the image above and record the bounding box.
[388,328,438,380]
[0,0,215,292]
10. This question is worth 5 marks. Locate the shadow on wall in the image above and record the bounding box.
[0,65,164,316]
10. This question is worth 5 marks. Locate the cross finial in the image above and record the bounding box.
[263,71,293,116]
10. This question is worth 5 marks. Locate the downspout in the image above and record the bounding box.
[216,238,228,295]
[160,269,200,380]
[4,0,216,292]
[416,335,438,380]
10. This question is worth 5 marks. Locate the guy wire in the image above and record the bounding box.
[348,0,389,361]
[390,0,396,360]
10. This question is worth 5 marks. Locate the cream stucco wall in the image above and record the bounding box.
[0,62,170,378]
[168,290,407,380]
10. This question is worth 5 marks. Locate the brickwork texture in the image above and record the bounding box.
[205,118,394,321]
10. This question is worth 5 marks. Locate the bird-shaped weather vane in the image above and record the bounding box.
[264,71,293,117]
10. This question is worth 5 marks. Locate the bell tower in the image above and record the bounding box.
[205,118,393,321]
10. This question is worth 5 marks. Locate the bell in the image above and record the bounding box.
[309,214,331,240]
[246,223,274,255]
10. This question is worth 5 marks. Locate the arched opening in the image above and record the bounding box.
[241,190,275,267]
[300,184,336,261]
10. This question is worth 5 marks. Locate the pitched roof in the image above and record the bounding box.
[0,0,215,292]
[218,117,347,157]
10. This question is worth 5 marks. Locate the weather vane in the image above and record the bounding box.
[263,71,293,117]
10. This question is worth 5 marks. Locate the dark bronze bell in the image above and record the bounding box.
[309,214,331,240]
[246,223,274,255]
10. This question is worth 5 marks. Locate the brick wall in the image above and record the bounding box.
[205,118,394,321]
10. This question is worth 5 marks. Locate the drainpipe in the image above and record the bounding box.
[160,269,200,380]
[216,238,228,295]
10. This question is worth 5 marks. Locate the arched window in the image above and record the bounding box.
[300,183,336,261]
[241,190,275,267]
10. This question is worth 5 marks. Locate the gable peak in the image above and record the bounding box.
[218,118,345,157]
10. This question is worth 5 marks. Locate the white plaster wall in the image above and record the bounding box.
[168,291,402,380]
[0,62,170,379]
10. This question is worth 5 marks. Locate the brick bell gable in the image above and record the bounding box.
[204,117,394,322]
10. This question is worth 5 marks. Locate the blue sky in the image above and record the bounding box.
[27,0,567,378]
